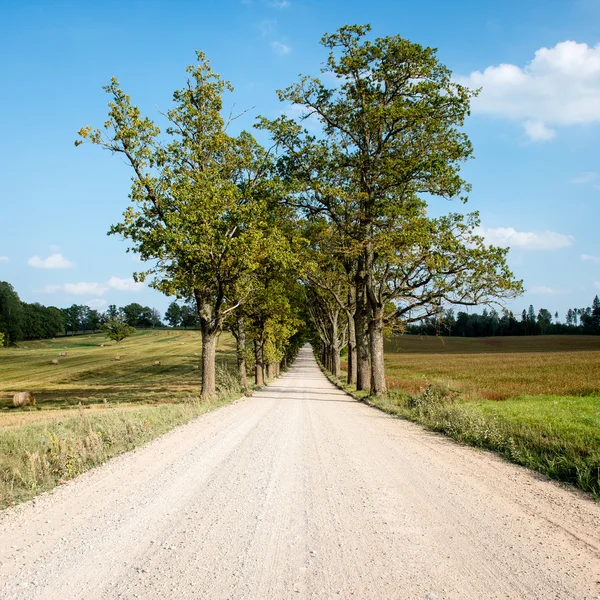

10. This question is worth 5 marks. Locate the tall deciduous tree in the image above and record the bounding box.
[262,24,522,395]
[78,53,271,397]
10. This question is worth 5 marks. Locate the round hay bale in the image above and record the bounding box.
[100,344,104,347]
[59,352,67,357]
[12,391,35,408]
[181,342,185,345]
[153,360,161,366]
[194,352,199,357]
[192,364,199,370]
[114,356,121,361]
[51,359,59,365]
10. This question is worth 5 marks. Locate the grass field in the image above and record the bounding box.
[0,329,237,414]
[338,335,600,496]
[382,335,600,399]
[0,330,241,508]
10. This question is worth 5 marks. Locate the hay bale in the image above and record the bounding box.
[192,364,199,370]
[59,352,67,357]
[181,342,185,345]
[194,352,199,357]
[114,356,121,361]
[12,391,35,408]
[153,360,161,366]
[51,359,59,365]
[100,344,104,347]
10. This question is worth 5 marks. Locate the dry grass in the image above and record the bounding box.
[381,335,600,399]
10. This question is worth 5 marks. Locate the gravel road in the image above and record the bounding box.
[1,346,599,599]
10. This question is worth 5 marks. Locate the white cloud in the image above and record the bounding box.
[594,281,600,290]
[107,276,144,291]
[85,298,108,309]
[269,0,289,7]
[523,120,556,142]
[28,253,75,269]
[581,254,600,265]
[475,226,574,250]
[530,285,567,295]
[0,256,8,263]
[572,171,599,184]
[258,18,276,36]
[37,276,144,296]
[271,41,291,55]
[39,282,109,295]
[457,40,600,140]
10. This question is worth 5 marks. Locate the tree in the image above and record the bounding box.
[180,304,199,329]
[0,332,4,347]
[0,281,23,344]
[101,317,136,344]
[106,304,119,320]
[537,308,552,334]
[86,309,102,332]
[121,303,145,327]
[165,301,182,328]
[262,25,522,395]
[78,53,272,396]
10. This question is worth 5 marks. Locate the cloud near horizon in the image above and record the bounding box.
[457,40,600,141]
[37,277,144,296]
[530,285,567,295]
[0,256,8,263]
[28,253,74,269]
[475,226,574,250]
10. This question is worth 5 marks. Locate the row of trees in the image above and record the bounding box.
[0,281,166,343]
[78,25,522,397]
[406,296,600,337]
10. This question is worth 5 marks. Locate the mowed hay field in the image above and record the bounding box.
[362,335,600,495]
[0,330,239,508]
[0,330,236,419]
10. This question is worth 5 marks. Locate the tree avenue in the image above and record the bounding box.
[78,24,523,399]
[262,25,522,395]
[78,53,301,398]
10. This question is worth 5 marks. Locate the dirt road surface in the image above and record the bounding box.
[1,346,599,599]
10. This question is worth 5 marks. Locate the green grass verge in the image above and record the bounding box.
[0,391,243,509]
[318,362,600,498]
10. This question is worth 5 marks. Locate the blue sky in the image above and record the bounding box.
[1,0,599,321]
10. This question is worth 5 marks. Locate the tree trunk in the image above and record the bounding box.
[347,308,357,386]
[200,329,218,398]
[331,346,341,378]
[254,339,264,386]
[354,260,371,391]
[267,362,276,379]
[235,308,248,388]
[369,312,387,396]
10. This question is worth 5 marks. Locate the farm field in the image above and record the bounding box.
[0,329,236,417]
[383,334,600,399]
[0,330,239,507]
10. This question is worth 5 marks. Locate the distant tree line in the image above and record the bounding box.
[0,281,164,345]
[406,295,600,337]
